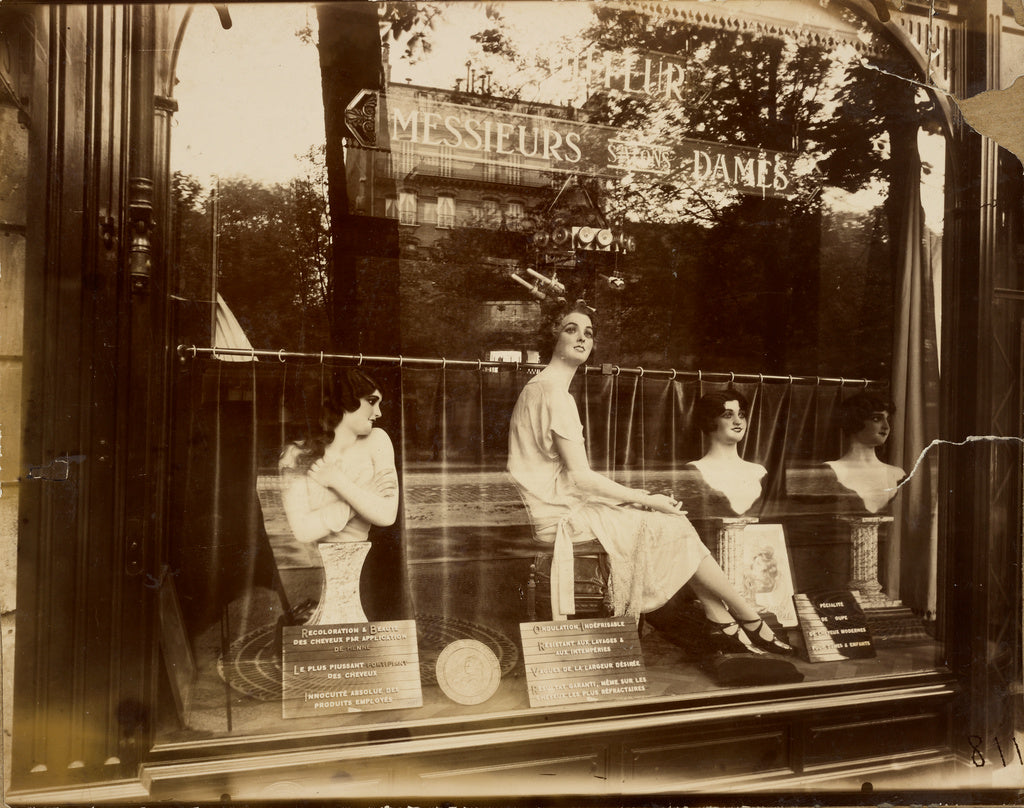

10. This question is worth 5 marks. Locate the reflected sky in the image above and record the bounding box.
[172,3,323,185]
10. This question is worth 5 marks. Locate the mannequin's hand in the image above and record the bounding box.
[309,457,347,491]
[644,493,687,516]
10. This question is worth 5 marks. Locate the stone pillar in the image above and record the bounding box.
[837,515,901,608]
[308,542,372,625]
[713,517,762,611]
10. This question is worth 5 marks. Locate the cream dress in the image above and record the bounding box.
[508,375,709,619]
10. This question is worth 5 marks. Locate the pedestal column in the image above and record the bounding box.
[308,542,372,625]
[837,515,901,609]
[713,517,762,612]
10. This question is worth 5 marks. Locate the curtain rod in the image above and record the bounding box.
[177,345,880,388]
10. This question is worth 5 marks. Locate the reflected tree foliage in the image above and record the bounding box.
[353,3,941,375]
[172,149,333,350]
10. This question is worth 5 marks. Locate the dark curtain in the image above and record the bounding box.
[889,140,942,614]
[397,367,881,633]
[171,360,926,645]
[169,361,281,638]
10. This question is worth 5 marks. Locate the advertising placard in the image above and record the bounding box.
[519,616,647,708]
[282,620,423,718]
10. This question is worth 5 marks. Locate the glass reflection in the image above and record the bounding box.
[162,1,947,743]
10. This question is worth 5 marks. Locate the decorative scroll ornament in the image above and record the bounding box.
[344,89,380,148]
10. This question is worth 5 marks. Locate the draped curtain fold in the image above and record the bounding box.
[889,141,942,615]
[173,357,937,641]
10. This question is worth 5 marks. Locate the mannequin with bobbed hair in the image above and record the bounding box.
[508,302,793,657]
[687,388,767,517]
[280,366,398,541]
[825,392,906,513]
[535,298,596,365]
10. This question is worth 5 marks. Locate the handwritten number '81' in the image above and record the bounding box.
[967,735,1023,767]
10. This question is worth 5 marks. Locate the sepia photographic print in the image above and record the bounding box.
[1,0,1023,804]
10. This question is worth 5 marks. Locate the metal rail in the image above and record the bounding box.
[177,344,879,387]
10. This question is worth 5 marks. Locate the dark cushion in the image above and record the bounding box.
[702,653,805,686]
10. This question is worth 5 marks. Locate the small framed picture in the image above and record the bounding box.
[731,523,798,628]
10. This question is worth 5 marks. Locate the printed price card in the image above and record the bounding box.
[519,616,647,708]
[282,620,422,718]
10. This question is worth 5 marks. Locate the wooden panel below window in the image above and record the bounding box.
[626,726,791,785]
[804,709,949,769]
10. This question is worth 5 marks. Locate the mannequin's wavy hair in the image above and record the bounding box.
[693,387,751,434]
[837,392,896,435]
[287,367,380,470]
[537,298,596,364]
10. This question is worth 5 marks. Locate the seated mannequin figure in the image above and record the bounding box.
[279,367,399,625]
[507,302,793,659]
[825,393,906,514]
[686,389,767,517]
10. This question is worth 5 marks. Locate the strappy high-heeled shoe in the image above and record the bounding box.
[706,619,751,655]
[740,618,794,655]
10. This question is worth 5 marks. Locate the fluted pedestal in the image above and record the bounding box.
[837,515,901,609]
[713,517,765,613]
[307,541,371,625]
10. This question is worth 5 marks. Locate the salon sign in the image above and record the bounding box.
[383,88,799,200]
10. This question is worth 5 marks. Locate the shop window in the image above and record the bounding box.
[163,0,950,751]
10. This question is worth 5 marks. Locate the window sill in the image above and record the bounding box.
[131,669,958,801]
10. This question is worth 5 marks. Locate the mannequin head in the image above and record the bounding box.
[542,299,596,365]
[289,367,382,468]
[838,392,896,448]
[695,388,751,437]
[322,367,381,433]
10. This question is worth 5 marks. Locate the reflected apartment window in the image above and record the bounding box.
[385,195,398,219]
[483,198,500,227]
[507,201,524,230]
[393,140,416,177]
[483,156,499,183]
[507,153,523,184]
[438,143,454,178]
[399,191,417,225]
[437,195,455,228]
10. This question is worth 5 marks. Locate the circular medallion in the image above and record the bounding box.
[435,639,501,705]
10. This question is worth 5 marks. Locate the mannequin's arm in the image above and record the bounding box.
[554,434,683,516]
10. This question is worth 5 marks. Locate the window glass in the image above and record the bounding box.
[437,194,456,228]
[165,0,946,745]
[398,190,418,225]
[506,200,524,229]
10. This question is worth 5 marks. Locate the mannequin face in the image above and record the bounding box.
[712,399,748,445]
[338,390,382,437]
[852,410,891,447]
[553,312,594,365]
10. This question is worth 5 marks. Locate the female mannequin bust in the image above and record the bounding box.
[687,389,767,517]
[825,393,906,514]
[279,367,399,624]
